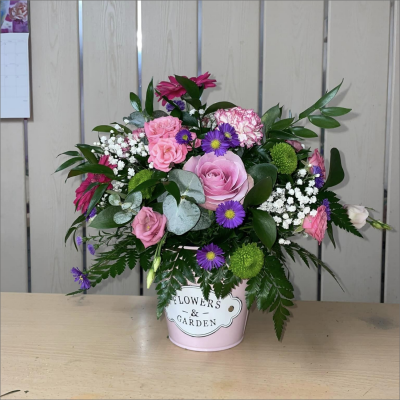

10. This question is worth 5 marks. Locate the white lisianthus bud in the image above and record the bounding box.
[153,256,161,272]
[344,205,369,229]
[147,269,155,289]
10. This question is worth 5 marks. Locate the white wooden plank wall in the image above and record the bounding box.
[0,0,398,304]
[82,1,140,295]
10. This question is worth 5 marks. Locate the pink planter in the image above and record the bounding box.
[165,280,249,352]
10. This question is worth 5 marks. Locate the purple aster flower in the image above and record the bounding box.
[86,207,96,221]
[215,200,246,229]
[217,123,240,147]
[87,244,96,256]
[71,267,91,290]
[166,100,185,112]
[201,130,230,156]
[175,129,193,144]
[76,236,83,246]
[313,166,325,189]
[196,244,225,271]
[322,199,331,221]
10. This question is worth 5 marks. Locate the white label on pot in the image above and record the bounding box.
[165,286,242,337]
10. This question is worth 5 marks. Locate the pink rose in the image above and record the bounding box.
[302,205,328,244]
[132,207,167,248]
[308,149,326,179]
[214,107,263,148]
[344,205,369,229]
[131,127,145,141]
[286,140,303,152]
[148,138,188,172]
[144,116,182,144]
[183,151,254,211]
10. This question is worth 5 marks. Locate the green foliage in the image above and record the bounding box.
[261,104,281,133]
[130,92,142,112]
[55,157,84,173]
[290,127,318,138]
[308,115,340,129]
[270,142,298,174]
[250,209,277,250]
[323,148,345,189]
[320,107,351,117]
[145,78,154,116]
[204,101,236,116]
[243,177,273,208]
[230,243,264,279]
[89,206,127,230]
[128,169,154,199]
[247,163,278,185]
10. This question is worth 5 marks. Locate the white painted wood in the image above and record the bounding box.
[322,1,390,302]
[141,0,197,110]
[385,1,399,304]
[202,1,260,111]
[82,1,140,295]
[0,121,28,292]
[263,1,324,300]
[28,1,82,293]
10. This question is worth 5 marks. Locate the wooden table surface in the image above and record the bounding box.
[1,293,399,399]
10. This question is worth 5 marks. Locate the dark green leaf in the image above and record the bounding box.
[261,104,281,132]
[65,226,77,244]
[308,115,340,129]
[324,148,345,189]
[128,178,160,194]
[145,78,154,116]
[321,107,351,117]
[55,157,83,173]
[89,206,126,229]
[298,105,316,120]
[153,110,168,119]
[76,144,98,164]
[182,111,199,127]
[270,117,294,131]
[243,177,273,208]
[314,79,344,109]
[130,92,142,111]
[184,98,202,109]
[327,223,336,248]
[291,127,318,138]
[164,181,181,205]
[250,209,277,250]
[57,150,80,157]
[204,101,236,116]
[109,123,132,134]
[151,202,163,214]
[269,130,299,140]
[70,213,86,227]
[92,125,116,133]
[86,183,108,216]
[170,108,182,118]
[68,163,115,180]
[174,75,200,99]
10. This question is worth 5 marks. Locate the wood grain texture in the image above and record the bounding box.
[322,1,390,302]
[1,293,399,399]
[202,1,260,110]
[141,0,197,109]
[385,1,399,304]
[28,1,82,293]
[0,121,28,292]
[263,1,324,300]
[82,1,140,295]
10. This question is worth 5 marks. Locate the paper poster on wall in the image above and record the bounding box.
[1,0,30,119]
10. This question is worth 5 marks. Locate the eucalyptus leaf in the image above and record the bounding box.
[157,191,169,203]
[113,211,133,225]
[106,190,126,199]
[191,207,214,231]
[168,169,205,204]
[308,115,340,129]
[250,209,277,250]
[109,194,121,206]
[121,202,132,210]
[163,195,201,235]
[125,190,143,210]
[261,104,281,132]
[125,111,146,128]
[164,181,181,205]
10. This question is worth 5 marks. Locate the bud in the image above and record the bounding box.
[147,269,155,289]
[153,256,161,272]
[344,205,369,229]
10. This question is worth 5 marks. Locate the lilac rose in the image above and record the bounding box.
[183,151,254,211]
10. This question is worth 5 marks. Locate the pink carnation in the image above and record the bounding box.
[73,155,113,214]
[148,138,188,172]
[302,205,328,244]
[286,140,303,152]
[132,207,167,248]
[214,107,263,148]
[308,149,326,179]
[144,116,182,144]
[183,151,254,211]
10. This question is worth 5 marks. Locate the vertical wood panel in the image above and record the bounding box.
[83,1,140,295]
[322,1,390,302]
[141,0,197,295]
[385,1,399,304]
[29,1,82,293]
[142,0,197,110]
[0,121,28,292]
[263,1,324,300]
[202,1,260,110]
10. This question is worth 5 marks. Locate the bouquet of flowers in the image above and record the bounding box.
[57,73,390,339]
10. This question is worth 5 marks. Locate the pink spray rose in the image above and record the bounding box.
[286,140,303,152]
[144,116,182,144]
[214,107,263,148]
[308,148,326,179]
[131,127,145,141]
[132,207,167,248]
[183,151,254,211]
[73,155,113,214]
[148,138,188,172]
[344,205,369,229]
[302,205,328,244]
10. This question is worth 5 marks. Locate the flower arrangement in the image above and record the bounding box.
[57,72,391,339]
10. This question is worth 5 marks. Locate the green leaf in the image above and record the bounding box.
[128,178,159,195]
[128,250,139,270]
[250,209,277,250]
[181,111,199,127]
[298,105,316,120]
[68,163,115,180]
[170,108,182,118]
[76,144,98,164]
[308,115,340,129]
[168,169,205,204]
[55,157,83,173]
[130,92,142,111]
[89,206,126,229]
[109,123,132,134]
[92,125,117,133]
[86,183,109,216]
[243,177,273,208]
[247,163,278,185]
[65,226,77,244]
[184,97,202,109]
[314,79,344,109]
[204,101,236,116]
[191,207,214,231]
[164,181,181,205]
[57,150,80,157]
[324,148,345,189]
[327,223,336,248]
[124,111,146,128]
[291,127,318,138]
[270,117,294,131]
[151,202,163,214]
[153,110,168,119]
[145,78,154,116]
[269,130,299,140]
[174,75,200,99]
[261,104,281,132]
[321,107,351,117]
[70,212,86,227]
[113,211,133,225]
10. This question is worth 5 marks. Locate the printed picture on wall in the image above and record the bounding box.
[1,0,28,33]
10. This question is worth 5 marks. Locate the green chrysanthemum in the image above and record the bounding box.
[128,169,154,199]
[270,142,298,175]
[229,243,264,279]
